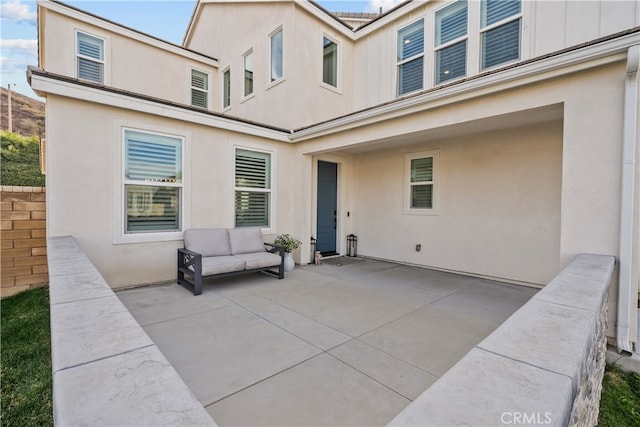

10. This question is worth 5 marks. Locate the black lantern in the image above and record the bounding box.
[347,234,357,257]
[310,236,317,263]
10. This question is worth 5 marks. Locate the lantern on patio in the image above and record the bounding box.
[347,234,357,257]
[310,236,317,263]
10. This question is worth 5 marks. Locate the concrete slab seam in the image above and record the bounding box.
[52,343,156,375]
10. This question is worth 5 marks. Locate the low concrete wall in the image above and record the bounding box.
[48,236,215,426]
[389,253,615,427]
[1,186,48,298]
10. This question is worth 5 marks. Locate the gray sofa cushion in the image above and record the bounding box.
[234,252,281,270]
[228,228,265,255]
[184,228,231,257]
[199,256,246,276]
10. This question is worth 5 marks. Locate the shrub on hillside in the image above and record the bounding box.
[1,131,45,187]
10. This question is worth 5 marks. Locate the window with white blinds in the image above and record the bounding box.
[405,150,437,212]
[235,149,271,227]
[244,51,254,97]
[124,130,183,233]
[191,69,208,109]
[397,19,424,95]
[77,32,104,83]
[435,1,467,85]
[481,0,521,70]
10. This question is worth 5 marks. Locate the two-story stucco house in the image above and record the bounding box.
[30,0,639,353]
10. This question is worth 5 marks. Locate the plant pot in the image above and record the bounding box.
[284,252,295,272]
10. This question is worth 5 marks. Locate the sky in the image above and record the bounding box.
[1,0,403,100]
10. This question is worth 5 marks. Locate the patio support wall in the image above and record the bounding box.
[1,186,48,298]
[389,253,615,426]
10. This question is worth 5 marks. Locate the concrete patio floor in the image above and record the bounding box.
[117,258,538,426]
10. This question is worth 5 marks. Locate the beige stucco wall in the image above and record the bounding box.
[349,122,563,285]
[44,95,295,287]
[186,2,355,128]
[40,6,218,110]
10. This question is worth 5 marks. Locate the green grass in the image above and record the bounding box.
[598,363,640,427]
[1,287,53,426]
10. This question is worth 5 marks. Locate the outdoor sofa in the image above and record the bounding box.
[177,228,285,295]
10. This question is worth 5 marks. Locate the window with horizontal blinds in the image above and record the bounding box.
[435,1,467,84]
[124,130,183,233]
[77,32,104,83]
[397,19,424,95]
[191,69,208,109]
[410,156,434,209]
[323,37,338,87]
[244,51,254,97]
[481,0,521,70]
[235,149,271,227]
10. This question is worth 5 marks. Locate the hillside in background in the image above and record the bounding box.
[0,88,45,137]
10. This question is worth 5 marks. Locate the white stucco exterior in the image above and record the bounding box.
[32,0,639,349]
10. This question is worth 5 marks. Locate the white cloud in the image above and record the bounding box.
[365,0,405,14]
[1,0,37,24]
[1,39,38,55]
[0,40,37,74]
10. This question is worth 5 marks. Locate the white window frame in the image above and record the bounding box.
[268,26,284,87]
[479,0,522,71]
[112,122,191,244]
[75,30,105,84]
[321,34,340,92]
[233,146,275,232]
[222,67,231,110]
[404,150,439,215]
[243,49,255,99]
[396,18,426,96]
[190,67,210,109]
[434,0,468,85]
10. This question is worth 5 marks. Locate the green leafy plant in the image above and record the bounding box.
[1,131,45,187]
[273,233,302,253]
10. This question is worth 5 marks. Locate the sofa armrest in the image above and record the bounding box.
[264,243,285,256]
[177,248,203,295]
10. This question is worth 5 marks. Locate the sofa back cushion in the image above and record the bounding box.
[228,228,265,255]
[184,228,231,257]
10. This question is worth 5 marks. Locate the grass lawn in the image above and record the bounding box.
[1,287,53,426]
[598,363,640,427]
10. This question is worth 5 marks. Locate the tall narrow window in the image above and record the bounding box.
[481,0,521,69]
[223,68,231,108]
[191,69,208,108]
[405,150,437,213]
[397,19,424,95]
[244,51,254,97]
[235,149,271,227]
[435,1,467,84]
[77,32,104,83]
[270,29,283,82]
[124,130,183,233]
[322,37,338,87]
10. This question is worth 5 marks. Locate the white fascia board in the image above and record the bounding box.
[38,0,218,68]
[295,2,356,40]
[353,0,427,40]
[292,32,639,141]
[30,74,290,142]
[182,0,203,47]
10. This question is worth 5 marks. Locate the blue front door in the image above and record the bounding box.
[316,161,338,255]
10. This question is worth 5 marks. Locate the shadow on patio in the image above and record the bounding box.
[117,258,537,426]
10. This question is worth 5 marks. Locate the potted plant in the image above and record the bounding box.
[274,233,302,271]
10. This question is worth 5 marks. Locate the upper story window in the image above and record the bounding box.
[223,68,231,109]
[124,130,183,233]
[322,36,338,88]
[397,19,424,96]
[270,28,283,82]
[244,50,254,97]
[235,148,272,228]
[435,1,468,84]
[190,69,208,109]
[480,0,521,70]
[405,150,438,213]
[76,31,104,83]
